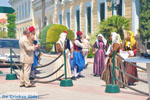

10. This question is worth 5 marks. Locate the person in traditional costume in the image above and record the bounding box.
[72,31,85,79]
[28,26,40,80]
[123,31,138,85]
[82,35,90,69]
[93,34,108,76]
[55,31,72,79]
[101,32,127,88]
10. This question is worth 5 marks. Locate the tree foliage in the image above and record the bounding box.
[90,15,130,46]
[7,13,16,38]
[139,0,150,42]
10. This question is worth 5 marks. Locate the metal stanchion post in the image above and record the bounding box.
[147,63,150,100]
[60,50,73,87]
[6,48,17,80]
[0,70,3,74]
[105,50,120,93]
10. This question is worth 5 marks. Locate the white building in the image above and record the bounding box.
[9,0,34,39]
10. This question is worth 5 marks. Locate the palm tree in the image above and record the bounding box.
[90,15,130,45]
[41,0,45,29]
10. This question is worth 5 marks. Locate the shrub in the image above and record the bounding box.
[0,31,8,38]
[46,24,74,44]
[39,24,55,45]
[87,48,95,58]
[90,15,130,46]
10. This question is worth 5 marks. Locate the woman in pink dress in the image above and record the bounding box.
[93,34,107,76]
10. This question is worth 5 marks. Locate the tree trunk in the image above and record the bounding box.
[41,0,45,29]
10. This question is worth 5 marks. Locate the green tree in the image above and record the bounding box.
[90,15,130,46]
[139,0,150,42]
[7,13,16,38]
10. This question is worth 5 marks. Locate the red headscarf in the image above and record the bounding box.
[29,26,35,32]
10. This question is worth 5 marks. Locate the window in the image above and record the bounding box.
[66,12,70,29]
[17,8,19,21]
[22,4,24,19]
[25,2,27,18]
[59,14,62,24]
[87,7,91,33]
[19,6,21,20]
[28,0,30,17]
[117,0,122,16]
[100,3,105,21]
[76,10,80,31]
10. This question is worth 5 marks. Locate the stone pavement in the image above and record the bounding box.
[0,56,149,100]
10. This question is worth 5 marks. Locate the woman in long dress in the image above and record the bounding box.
[55,31,72,79]
[123,31,138,85]
[101,32,127,88]
[93,34,107,76]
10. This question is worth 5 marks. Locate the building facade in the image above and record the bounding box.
[9,0,34,39]
[33,0,140,37]
[32,0,55,34]
[10,0,140,39]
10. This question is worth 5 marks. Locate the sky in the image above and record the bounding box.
[0,0,10,19]
[0,0,11,7]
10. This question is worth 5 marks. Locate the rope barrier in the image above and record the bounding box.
[116,53,147,71]
[12,70,20,77]
[35,64,64,79]
[40,42,53,46]
[110,51,149,95]
[34,74,64,83]
[115,66,148,84]
[116,78,149,96]
[34,53,63,68]
[12,61,21,70]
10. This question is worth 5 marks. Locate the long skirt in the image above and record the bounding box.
[93,49,105,76]
[101,56,127,88]
[125,62,138,84]
[73,51,85,73]
[55,55,71,79]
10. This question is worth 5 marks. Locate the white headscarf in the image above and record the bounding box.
[106,32,120,56]
[96,34,107,47]
[111,32,120,45]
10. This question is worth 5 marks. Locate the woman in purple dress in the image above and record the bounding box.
[93,34,107,76]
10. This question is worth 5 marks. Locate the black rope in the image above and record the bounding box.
[35,64,64,79]
[40,42,53,46]
[116,78,149,96]
[116,53,147,71]
[34,74,64,83]
[115,66,148,84]
[34,53,63,68]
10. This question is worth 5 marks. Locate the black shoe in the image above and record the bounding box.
[29,77,35,80]
[25,84,36,88]
[71,76,76,80]
[128,83,135,86]
[84,64,88,69]
[20,84,25,87]
[93,74,97,77]
[77,75,85,78]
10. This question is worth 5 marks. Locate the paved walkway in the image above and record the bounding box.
[0,56,149,100]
